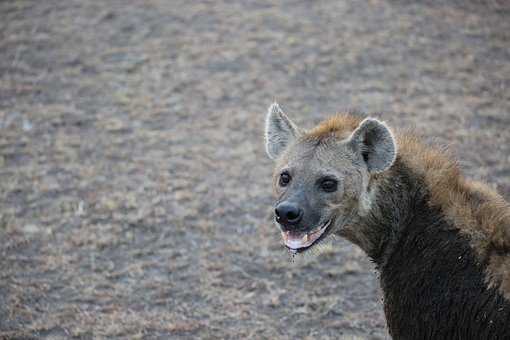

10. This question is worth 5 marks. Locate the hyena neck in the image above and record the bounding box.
[356,156,434,265]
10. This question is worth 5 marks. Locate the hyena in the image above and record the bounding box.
[264,103,510,339]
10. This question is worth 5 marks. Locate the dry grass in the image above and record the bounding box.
[1,0,509,339]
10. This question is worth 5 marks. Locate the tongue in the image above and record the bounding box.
[281,227,326,250]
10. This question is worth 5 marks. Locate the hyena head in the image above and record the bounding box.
[265,103,397,254]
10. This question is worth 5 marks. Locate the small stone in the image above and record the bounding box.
[23,224,40,234]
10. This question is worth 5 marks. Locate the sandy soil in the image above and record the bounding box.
[1,1,509,339]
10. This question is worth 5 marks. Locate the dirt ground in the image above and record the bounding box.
[0,1,509,339]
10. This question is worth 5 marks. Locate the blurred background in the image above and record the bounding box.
[0,1,509,339]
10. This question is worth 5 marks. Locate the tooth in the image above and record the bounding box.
[303,234,309,242]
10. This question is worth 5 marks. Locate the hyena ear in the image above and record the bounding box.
[348,118,397,173]
[265,102,301,160]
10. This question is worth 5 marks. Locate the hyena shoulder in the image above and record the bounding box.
[396,133,510,299]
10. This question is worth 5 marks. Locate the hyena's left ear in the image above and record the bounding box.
[265,102,301,160]
[348,118,397,173]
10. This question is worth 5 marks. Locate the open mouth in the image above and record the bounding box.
[281,219,333,253]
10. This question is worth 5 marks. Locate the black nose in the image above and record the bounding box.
[275,202,303,227]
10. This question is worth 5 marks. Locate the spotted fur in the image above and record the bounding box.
[267,112,510,338]
[306,115,510,300]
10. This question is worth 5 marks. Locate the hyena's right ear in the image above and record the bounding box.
[265,102,301,160]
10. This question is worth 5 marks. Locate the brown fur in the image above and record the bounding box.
[307,114,363,140]
[304,115,510,299]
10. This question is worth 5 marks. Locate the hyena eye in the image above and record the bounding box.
[320,179,338,192]
[279,172,291,187]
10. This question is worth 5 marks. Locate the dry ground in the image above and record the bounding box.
[1,1,509,339]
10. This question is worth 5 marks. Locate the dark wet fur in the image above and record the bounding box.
[364,159,510,339]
